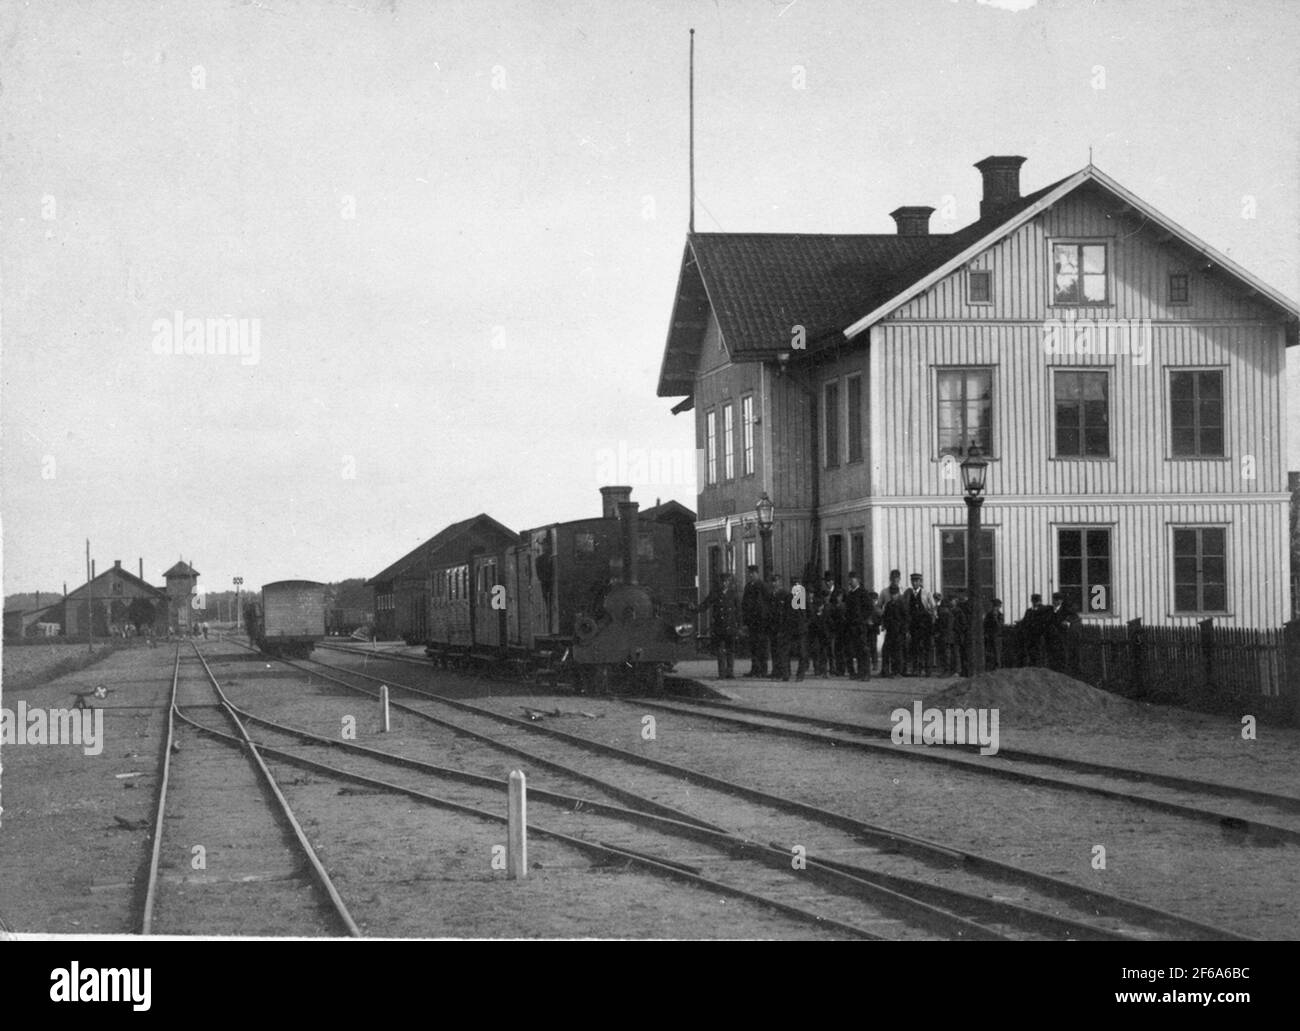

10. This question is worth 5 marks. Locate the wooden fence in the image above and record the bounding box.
[1003,618,1300,724]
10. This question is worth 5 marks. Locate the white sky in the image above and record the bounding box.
[2,0,1298,596]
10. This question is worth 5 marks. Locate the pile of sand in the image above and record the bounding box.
[922,666,1147,724]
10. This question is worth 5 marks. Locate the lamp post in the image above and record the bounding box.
[960,443,989,677]
[755,493,775,581]
[233,577,243,632]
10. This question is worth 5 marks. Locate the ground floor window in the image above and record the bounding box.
[1057,527,1113,614]
[939,527,996,605]
[1173,526,1227,613]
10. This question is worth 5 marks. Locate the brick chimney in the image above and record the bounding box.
[114,559,121,569]
[890,206,935,236]
[599,485,633,519]
[974,156,1027,219]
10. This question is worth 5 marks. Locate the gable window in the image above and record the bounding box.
[1169,370,1224,458]
[1052,242,1108,304]
[846,374,863,463]
[937,368,993,457]
[1054,370,1110,458]
[968,269,993,304]
[823,381,840,468]
[705,410,717,485]
[939,528,996,607]
[741,394,755,476]
[1168,273,1190,305]
[1173,527,1227,613]
[722,403,735,481]
[1058,527,1113,614]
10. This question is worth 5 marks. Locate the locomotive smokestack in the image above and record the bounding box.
[600,485,633,520]
[617,501,640,585]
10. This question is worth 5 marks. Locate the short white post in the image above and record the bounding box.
[507,770,527,880]
[379,684,390,733]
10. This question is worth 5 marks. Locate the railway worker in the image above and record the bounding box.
[903,573,937,676]
[841,571,871,679]
[767,574,792,681]
[935,594,957,675]
[880,581,909,677]
[1019,593,1048,666]
[810,571,842,676]
[952,589,973,678]
[787,575,811,681]
[695,573,740,679]
[984,599,1005,671]
[741,565,771,677]
[862,590,882,675]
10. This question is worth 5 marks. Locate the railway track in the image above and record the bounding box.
[321,642,1300,843]
[138,643,359,937]
[245,641,1252,940]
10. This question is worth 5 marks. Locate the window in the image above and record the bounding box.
[741,394,755,476]
[850,533,865,581]
[574,532,596,555]
[969,269,993,304]
[722,403,735,481]
[823,381,840,467]
[1173,527,1227,613]
[637,533,655,561]
[744,539,757,573]
[707,544,721,591]
[939,528,996,606]
[827,534,844,586]
[1058,528,1113,614]
[846,374,863,463]
[937,368,993,457]
[1169,370,1224,458]
[705,410,717,485]
[1055,370,1110,458]
[1052,242,1108,304]
[1169,273,1190,305]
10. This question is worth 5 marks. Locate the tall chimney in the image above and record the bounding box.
[139,557,144,580]
[600,485,633,520]
[890,206,935,236]
[617,501,640,585]
[974,156,1027,219]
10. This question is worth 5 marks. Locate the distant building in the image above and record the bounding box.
[162,561,200,632]
[60,560,172,637]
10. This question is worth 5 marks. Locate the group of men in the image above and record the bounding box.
[698,566,1079,681]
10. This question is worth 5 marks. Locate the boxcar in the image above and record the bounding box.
[254,580,326,657]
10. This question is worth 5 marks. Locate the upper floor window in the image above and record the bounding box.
[705,410,717,485]
[1052,241,1108,305]
[937,368,993,457]
[1054,370,1110,458]
[722,403,735,481]
[1168,273,1190,305]
[939,527,996,607]
[968,269,993,304]
[823,381,840,468]
[1173,527,1227,613]
[741,394,755,476]
[846,374,863,463]
[1169,370,1224,458]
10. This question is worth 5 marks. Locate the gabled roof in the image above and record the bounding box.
[640,499,696,524]
[366,513,518,586]
[658,163,1300,398]
[163,561,198,578]
[67,566,168,601]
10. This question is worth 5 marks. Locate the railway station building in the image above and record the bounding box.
[657,156,1298,629]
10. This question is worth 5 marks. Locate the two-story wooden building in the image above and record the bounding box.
[658,156,1298,628]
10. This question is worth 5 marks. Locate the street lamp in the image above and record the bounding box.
[960,443,989,676]
[233,577,244,633]
[755,492,775,581]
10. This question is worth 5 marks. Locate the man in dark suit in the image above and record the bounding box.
[810,572,841,676]
[903,573,936,676]
[1019,593,1047,666]
[880,581,908,677]
[984,598,1005,671]
[1046,592,1079,674]
[768,574,792,681]
[788,575,811,681]
[695,573,740,679]
[741,565,771,677]
[841,571,871,679]
[952,589,972,678]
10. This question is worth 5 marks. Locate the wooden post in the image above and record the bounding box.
[1128,617,1145,698]
[1198,617,1215,698]
[379,684,390,733]
[507,770,527,880]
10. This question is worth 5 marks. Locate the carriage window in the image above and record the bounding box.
[638,534,655,560]
[575,533,596,555]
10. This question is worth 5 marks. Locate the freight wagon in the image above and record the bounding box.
[244,580,326,657]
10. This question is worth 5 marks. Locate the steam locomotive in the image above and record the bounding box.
[374,488,697,689]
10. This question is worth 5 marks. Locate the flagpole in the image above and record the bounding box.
[688,28,695,235]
